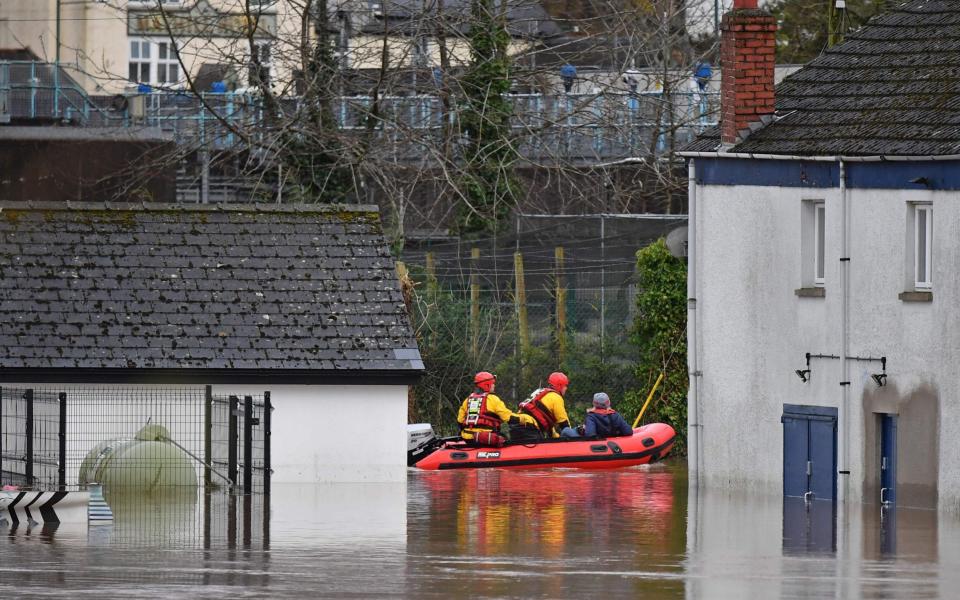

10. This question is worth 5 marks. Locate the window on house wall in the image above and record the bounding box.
[799,199,826,291]
[912,203,933,289]
[813,201,826,286]
[129,39,151,83]
[248,42,272,87]
[156,41,180,85]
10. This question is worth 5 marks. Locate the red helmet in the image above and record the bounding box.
[474,371,496,392]
[547,372,569,390]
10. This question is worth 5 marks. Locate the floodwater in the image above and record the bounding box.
[2,463,959,598]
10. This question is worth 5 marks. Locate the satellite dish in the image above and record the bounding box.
[665,226,688,258]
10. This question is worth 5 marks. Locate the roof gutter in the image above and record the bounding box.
[676,151,960,162]
[0,368,424,386]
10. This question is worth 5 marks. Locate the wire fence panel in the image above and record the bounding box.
[1,385,271,548]
[209,392,270,496]
[0,386,271,496]
[0,387,61,489]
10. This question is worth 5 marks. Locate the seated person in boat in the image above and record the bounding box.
[511,371,580,441]
[583,392,633,438]
[458,372,533,447]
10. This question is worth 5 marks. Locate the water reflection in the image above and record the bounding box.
[407,466,687,599]
[782,497,836,554]
[2,465,958,598]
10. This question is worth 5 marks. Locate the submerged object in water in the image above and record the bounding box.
[412,422,675,470]
[78,423,198,491]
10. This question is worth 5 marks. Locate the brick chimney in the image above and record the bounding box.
[720,0,777,146]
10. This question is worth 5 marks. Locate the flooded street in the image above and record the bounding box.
[3,463,959,598]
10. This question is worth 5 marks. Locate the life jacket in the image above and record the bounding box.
[464,392,502,430]
[519,387,559,432]
[588,407,616,416]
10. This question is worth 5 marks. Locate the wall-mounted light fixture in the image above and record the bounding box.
[871,356,888,386]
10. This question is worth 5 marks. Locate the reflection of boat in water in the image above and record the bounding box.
[413,423,675,470]
[413,466,679,561]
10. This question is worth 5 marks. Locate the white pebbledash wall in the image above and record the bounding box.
[694,180,959,508]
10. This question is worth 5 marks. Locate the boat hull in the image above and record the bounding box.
[414,422,675,470]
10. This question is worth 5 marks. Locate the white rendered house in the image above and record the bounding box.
[681,0,958,511]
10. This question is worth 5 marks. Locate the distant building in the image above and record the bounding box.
[683,0,959,511]
[0,1,561,96]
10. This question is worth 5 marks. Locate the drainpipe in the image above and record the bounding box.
[687,159,700,485]
[839,159,849,505]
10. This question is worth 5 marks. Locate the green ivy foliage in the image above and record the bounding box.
[456,0,518,235]
[621,239,688,455]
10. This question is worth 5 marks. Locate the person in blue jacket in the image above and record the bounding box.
[583,392,634,438]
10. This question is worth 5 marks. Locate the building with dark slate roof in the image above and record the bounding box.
[679,0,958,515]
[0,202,422,484]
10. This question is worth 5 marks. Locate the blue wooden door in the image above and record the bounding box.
[782,405,838,501]
[783,414,810,498]
[808,417,837,501]
[880,414,897,505]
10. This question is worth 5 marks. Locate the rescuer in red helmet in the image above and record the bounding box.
[457,372,534,447]
[512,371,577,442]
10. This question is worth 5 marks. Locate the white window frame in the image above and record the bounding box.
[248,41,272,86]
[155,40,180,86]
[129,38,181,87]
[128,38,152,84]
[914,203,932,289]
[813,201,826,286]
[800,198,825,290]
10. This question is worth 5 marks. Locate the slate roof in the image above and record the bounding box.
[686,0,960,156]
[0,203,422,383]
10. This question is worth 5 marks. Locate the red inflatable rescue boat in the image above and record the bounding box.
[412,422,676,470]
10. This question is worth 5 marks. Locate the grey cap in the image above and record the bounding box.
[592,392,611,408]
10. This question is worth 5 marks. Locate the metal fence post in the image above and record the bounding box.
[263,391,271,497]
[228,395,238,487]
[58,392,67,491]
[24,389,33,486]
[204,385,212,487]
[243,395,253,495]
[0,386,3,486]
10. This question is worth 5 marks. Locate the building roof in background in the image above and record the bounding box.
[0,203,422,383]
[688,0,960,156]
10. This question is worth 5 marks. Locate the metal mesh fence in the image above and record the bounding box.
[1,386,271,548]
[0,386,270,495]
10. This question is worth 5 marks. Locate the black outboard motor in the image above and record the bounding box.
[407,424,440,466]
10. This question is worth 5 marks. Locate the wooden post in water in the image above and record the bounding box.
[470,247,480,360]
[514,252,530,383]
[555,246,567,365]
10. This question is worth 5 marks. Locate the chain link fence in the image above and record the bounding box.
[404,214,686,434]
